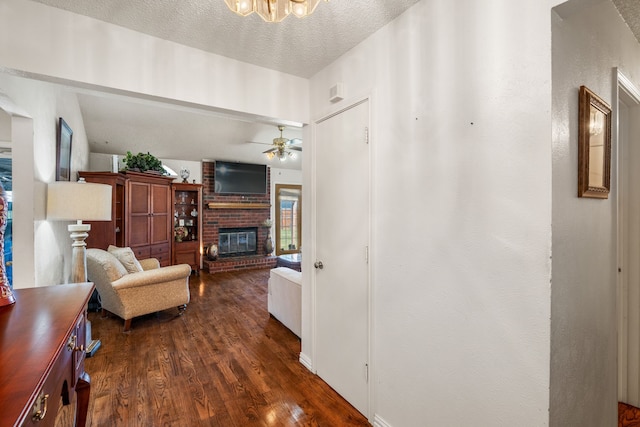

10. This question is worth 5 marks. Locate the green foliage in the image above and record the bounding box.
[123,151,166,174]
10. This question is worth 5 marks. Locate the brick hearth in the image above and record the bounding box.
[202,161,276,273]
[204,255,277,273]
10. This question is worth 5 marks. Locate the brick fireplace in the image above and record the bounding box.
[202,161,277,273]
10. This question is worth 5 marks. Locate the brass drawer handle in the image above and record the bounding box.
[31,392,49,421]
[67,334,84,352]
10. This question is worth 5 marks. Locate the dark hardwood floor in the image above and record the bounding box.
[82,268,369,426]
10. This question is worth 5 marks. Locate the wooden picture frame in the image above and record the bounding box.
[56,117,73,181]
[578,85,611,199]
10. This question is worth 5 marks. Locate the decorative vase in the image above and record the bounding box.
[264,233,274,255]
[0,182,14,307]
[205,244,218,261]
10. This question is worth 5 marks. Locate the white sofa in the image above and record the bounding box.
[268,267,302,337]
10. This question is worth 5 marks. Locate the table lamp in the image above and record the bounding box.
[47,178,111,357]
[47,178,112,283]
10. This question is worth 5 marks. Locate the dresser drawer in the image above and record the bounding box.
[132,246,151,260]
[151,243,170,266]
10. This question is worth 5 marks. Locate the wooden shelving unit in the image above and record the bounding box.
[173,183,203,274]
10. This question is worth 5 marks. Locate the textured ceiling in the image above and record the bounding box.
[29,0,422,78]
[613,0,640,44]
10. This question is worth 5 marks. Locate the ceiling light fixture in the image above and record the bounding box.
[263,125,301,162]
[224,0,328,22]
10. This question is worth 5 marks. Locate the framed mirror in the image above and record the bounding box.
[275,184,301,255]
[578,85,611,199]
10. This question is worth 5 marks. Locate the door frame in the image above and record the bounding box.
[308,95,375,421]
[615,68,640,401]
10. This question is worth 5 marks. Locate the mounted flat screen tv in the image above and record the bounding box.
[214,161,267,195]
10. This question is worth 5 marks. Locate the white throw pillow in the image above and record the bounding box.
[107,245,143,274]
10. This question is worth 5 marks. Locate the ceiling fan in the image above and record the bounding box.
[261,125,302,162]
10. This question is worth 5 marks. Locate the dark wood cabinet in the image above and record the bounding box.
[78,171,126,250]
[79,171,174,266]
[1,283,93,427]
[172,183,202,273]
[124,171,174,266]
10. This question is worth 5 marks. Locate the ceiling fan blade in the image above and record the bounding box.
[246,140,272,146]
[263,148,277,154]
[288,146,302,152]
[286,138,302,146]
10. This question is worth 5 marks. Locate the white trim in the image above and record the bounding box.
[373,414,394,427]
[615,67,640,402]
[618,70,640,104]
[299,352,314,372]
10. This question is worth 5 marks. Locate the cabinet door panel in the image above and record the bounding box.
[152,184,170,214]
[129,183,150,214]
[129,216,150,246]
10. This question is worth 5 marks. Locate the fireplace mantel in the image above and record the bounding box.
[207,202,271,210]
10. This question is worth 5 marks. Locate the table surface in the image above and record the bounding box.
[0,283,94,425]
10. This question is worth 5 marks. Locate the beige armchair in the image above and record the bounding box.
[86,248,191,331]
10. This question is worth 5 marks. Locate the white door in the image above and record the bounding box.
[617,76,640,405]
[314,99,370,416]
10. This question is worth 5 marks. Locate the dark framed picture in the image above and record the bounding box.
[56,117,73,181]
[578,86,612,199]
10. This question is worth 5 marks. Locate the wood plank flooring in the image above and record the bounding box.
[82,268,370,426]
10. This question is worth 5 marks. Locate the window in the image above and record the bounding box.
[275,184,301,255]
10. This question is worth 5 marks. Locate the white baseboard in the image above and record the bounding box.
[373,414,393,427]
[299,352,314,372]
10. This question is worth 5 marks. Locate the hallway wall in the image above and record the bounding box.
[551,1,640,425]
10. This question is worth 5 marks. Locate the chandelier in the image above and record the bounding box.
[224,0,328,22]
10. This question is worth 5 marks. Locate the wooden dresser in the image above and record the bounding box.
[0,283,93,427]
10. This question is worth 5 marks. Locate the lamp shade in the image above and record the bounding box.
[47,180,112,221]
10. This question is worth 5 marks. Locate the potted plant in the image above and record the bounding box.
[122,151,167,175]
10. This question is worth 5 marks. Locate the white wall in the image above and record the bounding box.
[0,73,90,287]
[550,1,640,425]
[306,0,552,425]
[0,0,309,126]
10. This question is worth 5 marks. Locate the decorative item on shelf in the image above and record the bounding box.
[122,151,167,175]
[262,218,273,228]
[0,182,14,307]
[180,167,190,183]
[175,226,188,242]
[205,244,218,261]
[191,208,198,217]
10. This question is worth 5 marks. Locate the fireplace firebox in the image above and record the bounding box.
[218,227,258,257]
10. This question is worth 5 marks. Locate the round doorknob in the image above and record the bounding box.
[314,261,324,269]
